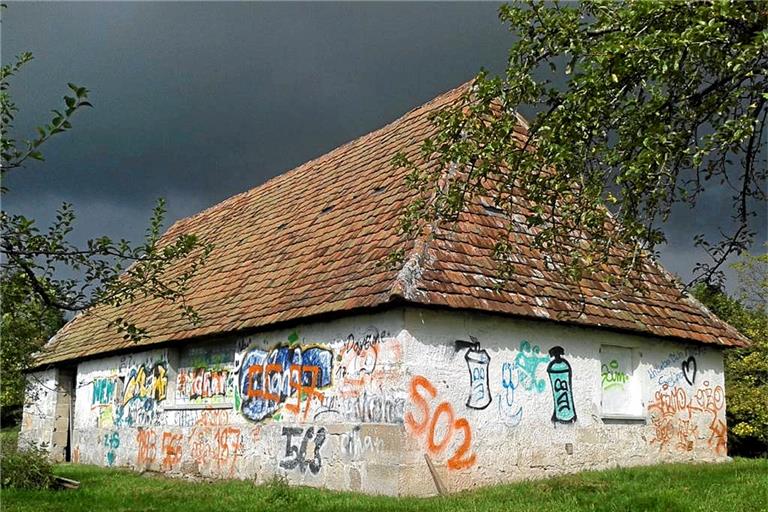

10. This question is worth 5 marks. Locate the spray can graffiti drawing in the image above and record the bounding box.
[465,345,491,410]
[547,346,577,423]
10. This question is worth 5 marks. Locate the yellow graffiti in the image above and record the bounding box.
[123,364,168,405]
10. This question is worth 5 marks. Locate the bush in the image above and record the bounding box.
[1,437,55,489]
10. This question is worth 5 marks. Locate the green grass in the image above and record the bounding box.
[0,425,19,446]
[2,458,767,512]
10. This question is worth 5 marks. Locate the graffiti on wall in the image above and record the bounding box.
[237,333,333,422]
[497,362,523,426]
[648,381,726,454]
[514,341,550,393]
[335,328,395,389]
[161,432,183,471]
[176,367,234,405]
[188,410,243,476]
[340,425,384,460]
[405,376,477,470]
[681,356,697,386]
[314,391,405,424]
[649,347,702,388]
[456,337,491,410]
[89,359,168,428]
[547,346,577,424]
[601,360,629,390]
[279,426,327,475]
[103,431,119,466]
[494,339,551,426]
[136,429,157,466]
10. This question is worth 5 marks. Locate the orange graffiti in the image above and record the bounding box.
[284,365,325,420]
[72,446,81,464]
[335,333,401,399]
[136,429,157,466]
[405,375,477,471]
[161,432,183,470]
[188,411,243,476]
[648,382,726,455]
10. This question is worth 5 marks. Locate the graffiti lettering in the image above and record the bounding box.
[648,381,726,455]
[238,335,332,422]
[514,340,550,393]
[547,346,577,424]
[103,431,119,466]
[601,360,629,390]
[279,426,326,475]
[161,432,183,471]
[314,391,405,424]
[177,367,233,404]
[340,425,384,460]
[188,412,243,476]
[123,363,168,404]
[136,429,157,466]
[405,376,477,470]
[92,378,116,405]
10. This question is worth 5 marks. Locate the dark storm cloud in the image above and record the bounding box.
[3,2,765,289]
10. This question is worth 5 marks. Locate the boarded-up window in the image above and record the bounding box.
[600,346,642,418]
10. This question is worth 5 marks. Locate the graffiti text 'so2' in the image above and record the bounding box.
[405,376,477,470]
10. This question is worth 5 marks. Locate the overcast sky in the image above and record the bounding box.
[4,2,766,291]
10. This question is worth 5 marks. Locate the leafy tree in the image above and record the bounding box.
[395,0,766,286]
[1,52,211,340]
[693,249,768,457]
[0,271,64,422]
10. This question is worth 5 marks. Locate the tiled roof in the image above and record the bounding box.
[33,83,748,367]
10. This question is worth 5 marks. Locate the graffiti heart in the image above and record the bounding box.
[681,356,697,386]
[237,337,333,422]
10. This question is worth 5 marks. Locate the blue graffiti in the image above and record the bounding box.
[498,362,523,425]
[239,338,332,422]
[514,341,550,393]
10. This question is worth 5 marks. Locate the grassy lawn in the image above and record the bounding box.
[1,458,766,512]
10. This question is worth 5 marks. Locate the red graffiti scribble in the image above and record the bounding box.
[136,429,157,466]
[405,375,477,471]
[161,432,183,470]
[648,382,726,455]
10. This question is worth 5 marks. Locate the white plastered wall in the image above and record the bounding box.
[400,307,727,495]
[22,306,727,496]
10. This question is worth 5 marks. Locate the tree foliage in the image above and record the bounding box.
[693,249,768,457]
[0,271,64,415]
[1,51,212,343]
[395,0,766,287]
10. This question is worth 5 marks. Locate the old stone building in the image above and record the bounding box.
[21,83,747,496]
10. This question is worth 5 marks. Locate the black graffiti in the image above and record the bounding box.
[279,426,326,475]
[681,356,697,386]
